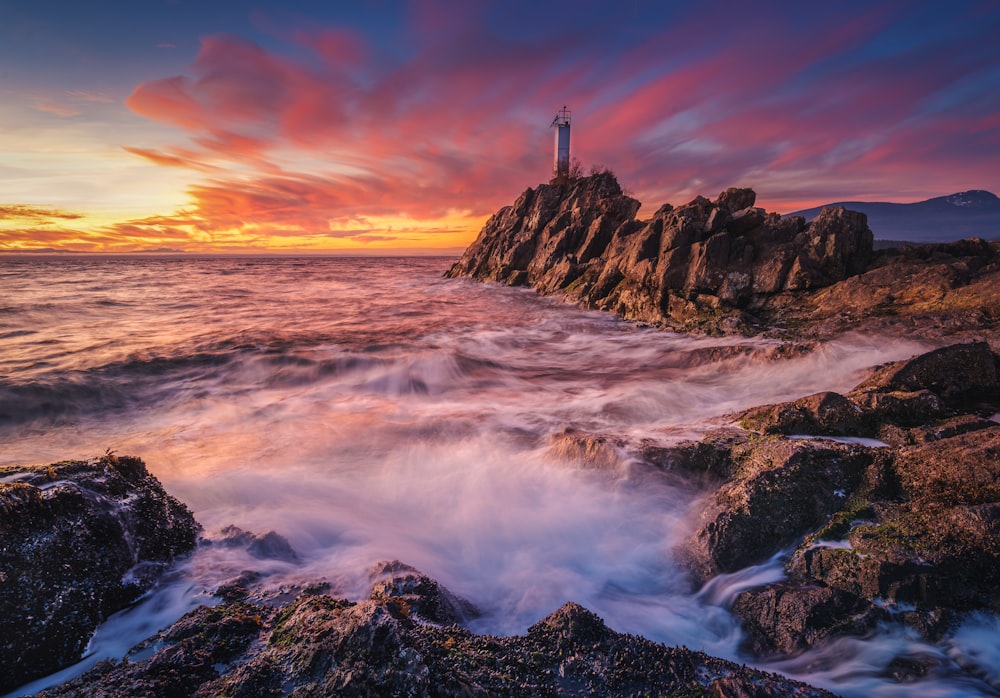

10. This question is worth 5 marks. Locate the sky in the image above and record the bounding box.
[1,0,998,254]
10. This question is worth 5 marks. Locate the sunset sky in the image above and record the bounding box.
[1,0,998,254]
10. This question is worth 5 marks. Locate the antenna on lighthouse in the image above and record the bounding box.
[550,106,571,183]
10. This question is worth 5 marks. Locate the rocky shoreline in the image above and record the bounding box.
[4,340,998,696]
[445,172,1000,344]
[3,176,1000,695]
[1,460,834,697]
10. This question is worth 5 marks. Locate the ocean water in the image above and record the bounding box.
[1,255,997,697]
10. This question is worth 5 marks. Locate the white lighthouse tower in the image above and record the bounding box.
[551,106,571,182]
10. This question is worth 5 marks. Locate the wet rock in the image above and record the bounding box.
[683,439,872,582]
[367,560,479,625]
[547,427,629,470]
[0,455,200,693]
[732,580,885,655]
[852,342,999,406]
[738,391,872,436]
[38,583,836,698]
[639,430,744,486]
[665,343,1000,657]
[774,426,1000,644]
[214,525,300,563]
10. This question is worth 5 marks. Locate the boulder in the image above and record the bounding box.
[683,439,871,582]
[851,342,999,405]
[367,560,479,625]
[732,580,884,655]
[738,391,872,436]
[0,455,200,693]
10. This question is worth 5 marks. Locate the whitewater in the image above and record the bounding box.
[1,255,997,696]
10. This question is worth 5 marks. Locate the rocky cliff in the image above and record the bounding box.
[448,173,1000,339]
[447,172,874,334]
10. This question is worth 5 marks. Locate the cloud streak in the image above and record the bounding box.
[0,204,84,222]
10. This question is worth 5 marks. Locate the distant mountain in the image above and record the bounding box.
[786,190,1000,242]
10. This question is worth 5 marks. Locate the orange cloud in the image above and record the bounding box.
[0,205,84,222]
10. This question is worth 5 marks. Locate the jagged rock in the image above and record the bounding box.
[449,174,1000,340]
[37,584,836,698]
[214,525,300,563]
[445,171,641,294]
[448,173,878,334]
[367,560,479,625]
[0,455,200,693]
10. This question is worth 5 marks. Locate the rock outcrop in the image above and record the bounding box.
[448,172,875,334]
[36,564,834,698]
[0,455,200,692]
[448,173,1000,340]
[668,342,1000,658]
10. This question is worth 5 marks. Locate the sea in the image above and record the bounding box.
[1,255,998,697]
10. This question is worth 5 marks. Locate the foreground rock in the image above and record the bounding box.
[0,455,200,693]
[448,173,1000,340]
[37,563,833,698]
[666,342,1000,658]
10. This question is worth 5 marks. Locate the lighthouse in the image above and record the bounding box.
[551,106,571,182]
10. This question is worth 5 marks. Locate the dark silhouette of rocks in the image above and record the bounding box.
[0,455,200,693]
[447,173,1000,340]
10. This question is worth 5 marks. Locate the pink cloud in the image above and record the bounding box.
[120,5,999,247]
